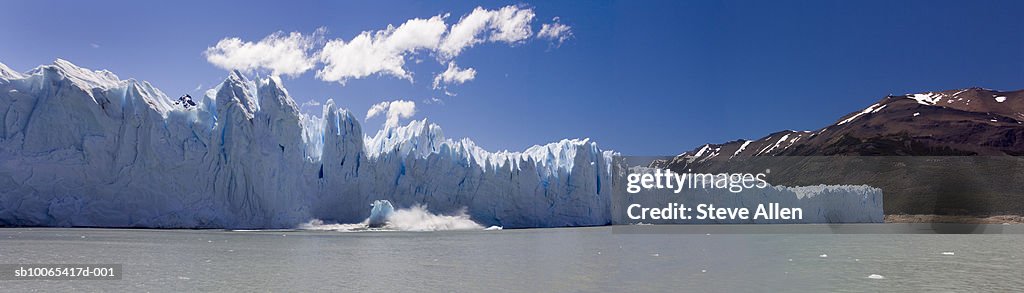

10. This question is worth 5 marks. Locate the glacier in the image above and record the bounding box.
[0,59,615,228]
[0,59,884,229]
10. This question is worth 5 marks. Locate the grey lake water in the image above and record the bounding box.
[1,225,1023,292]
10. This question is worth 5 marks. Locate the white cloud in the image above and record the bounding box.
[204,6,567,88]
[489,5,536,43]
[204,28,325,77]
[439,7,494,58]
[366,100,416,129]
[90,43,100,49]
[439,5,535,59]
[432,62,476,89]
[538,17,573,47]
[317,15,447,84]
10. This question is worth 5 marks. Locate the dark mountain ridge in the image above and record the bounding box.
[655,88,1024,217]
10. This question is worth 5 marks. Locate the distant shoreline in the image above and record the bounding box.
[885,214,1024,224]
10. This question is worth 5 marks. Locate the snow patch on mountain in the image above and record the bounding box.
[731,140,751,158]
[838,103,881,125]
[908,92,944,105]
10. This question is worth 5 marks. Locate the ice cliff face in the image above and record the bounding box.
[0,59,886,228]
[0,59,615,228]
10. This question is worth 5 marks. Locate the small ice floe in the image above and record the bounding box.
[178,276,191,280]
[651,253,660,257]
[819,254,828,258]
[484,226,503,231]
[867,274,885,280]
[941,251,955,256]
[788,258,793,262]
[913,112,920,117]
[995,96,1007,103]
[701,269,707,273]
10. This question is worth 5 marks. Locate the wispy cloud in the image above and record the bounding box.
[301,100,321,108]
[90,43,101,49]
[537,17,573,47]
[422,97,444,105]
[432,61,476,89]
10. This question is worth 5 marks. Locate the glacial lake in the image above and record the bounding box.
[1,225,1022,292]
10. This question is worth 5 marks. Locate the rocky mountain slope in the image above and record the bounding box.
[656,88,1024,216]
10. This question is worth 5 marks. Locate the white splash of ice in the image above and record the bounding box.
[385,205,483,231]
[300,201,483,232]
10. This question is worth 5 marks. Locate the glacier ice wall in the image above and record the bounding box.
[0,59,615,228]
[0,59,884,228]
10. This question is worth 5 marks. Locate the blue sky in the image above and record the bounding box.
[2,0,1022,155]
